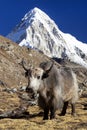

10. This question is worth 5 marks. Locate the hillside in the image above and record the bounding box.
[0,35,50,88]
[0,35,87,130]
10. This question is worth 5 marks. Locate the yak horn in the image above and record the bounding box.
[21,59,34,71]
[21,59,29,71]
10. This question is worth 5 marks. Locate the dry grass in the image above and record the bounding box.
[0,90,87,130]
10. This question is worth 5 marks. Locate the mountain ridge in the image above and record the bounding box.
[7,7,87,68]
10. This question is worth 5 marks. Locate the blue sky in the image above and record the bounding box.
[0,0,87,43]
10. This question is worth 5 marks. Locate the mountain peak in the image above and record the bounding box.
[7,7,87,68]
[32,7,43,13]
[22,7,53,24]
[23,7,42,19]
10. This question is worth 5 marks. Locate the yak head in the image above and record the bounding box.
[22,60,53,94]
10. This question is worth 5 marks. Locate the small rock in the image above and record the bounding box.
[19,86,27,91]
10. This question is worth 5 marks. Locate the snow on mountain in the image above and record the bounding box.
[7,7,87,68]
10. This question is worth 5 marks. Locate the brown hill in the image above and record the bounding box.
[0,35,87,130]
[0,35,51,88]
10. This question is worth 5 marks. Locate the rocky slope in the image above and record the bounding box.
[0,35,87,130]
[0,35,50,88]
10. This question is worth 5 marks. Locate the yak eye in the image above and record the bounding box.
[37,76,40,79]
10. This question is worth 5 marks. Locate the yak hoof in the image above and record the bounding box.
[43,117,49,120]
[59,113,66,116]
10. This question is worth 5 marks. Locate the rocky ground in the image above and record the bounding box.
[0,90,87,130]
[0,35,87,130]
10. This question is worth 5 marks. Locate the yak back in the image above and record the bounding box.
[41,63,74,91]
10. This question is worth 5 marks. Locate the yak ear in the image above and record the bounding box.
[25,69,32,77]
[40,61,54,80]
[40,61,53,73]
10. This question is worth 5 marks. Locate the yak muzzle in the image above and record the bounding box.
[26,87,37,99]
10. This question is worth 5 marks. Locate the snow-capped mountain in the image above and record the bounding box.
[7,7,87,68]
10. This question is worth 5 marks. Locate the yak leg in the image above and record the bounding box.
[50,106,56,119]
[71,103,76,116]
[43,107,49,120]
[60,101,68,116]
